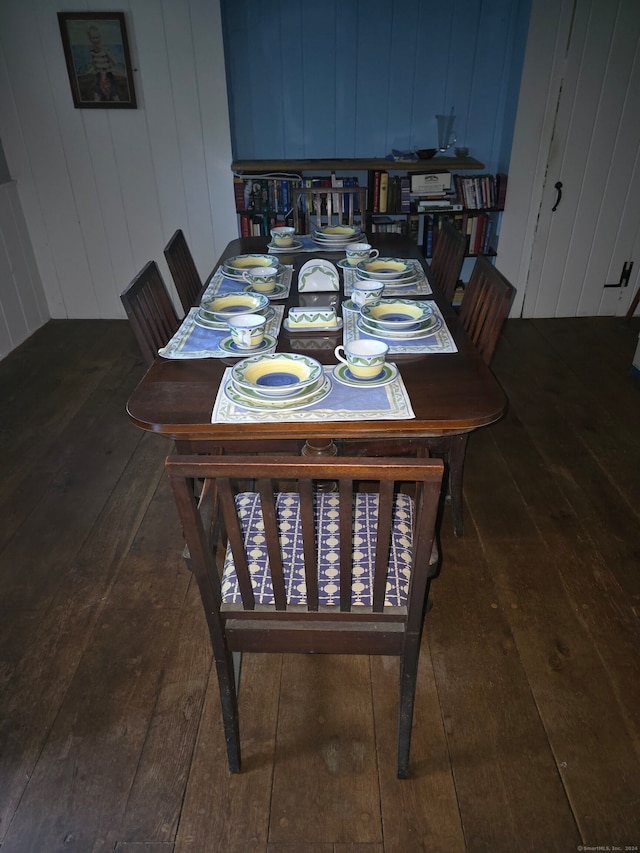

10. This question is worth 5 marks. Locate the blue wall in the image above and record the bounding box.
[221,0,531,175]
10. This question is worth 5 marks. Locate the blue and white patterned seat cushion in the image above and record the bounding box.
[221,492,414,607]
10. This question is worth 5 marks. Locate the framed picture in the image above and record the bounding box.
[58,12,137,109]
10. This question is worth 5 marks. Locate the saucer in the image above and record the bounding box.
[267,240,303,252]
[218,334,277,355]
[337,259,360,270]
[243,280,289,299]
[332,362,398,387]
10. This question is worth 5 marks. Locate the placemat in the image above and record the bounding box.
[211,365,415,423]
[342,302,457,355]
[202,265,292,301]
[158,305,284,359]
[343,260,433,297]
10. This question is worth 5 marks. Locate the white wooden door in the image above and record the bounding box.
[522,0,640,318]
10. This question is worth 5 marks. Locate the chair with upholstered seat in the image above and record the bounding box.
[165,453,444,778]
[293,186,367,234]
[344,255,514,537]
[429,218,467,303]
[164,229,203,313]
[121,261,180,368]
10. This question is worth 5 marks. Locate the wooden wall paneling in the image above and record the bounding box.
[334,0,359,156]
[302,2,340,158]
[353,2,396,157]
[220,0,255,159]
[5,183,48,331]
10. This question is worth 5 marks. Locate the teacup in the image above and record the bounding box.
[351,280,385,308]
[271,226,296,247]
[243,265,279,294]
[228,313,267,349]
[334,339,388,380]
[345,242,379,266]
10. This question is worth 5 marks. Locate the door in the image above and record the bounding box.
[523,0,640,318]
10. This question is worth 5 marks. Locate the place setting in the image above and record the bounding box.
[203,253,293,302]
[212,347,414,424]
[341,246,432,297]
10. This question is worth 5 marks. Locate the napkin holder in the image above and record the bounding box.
[297,259,340,292]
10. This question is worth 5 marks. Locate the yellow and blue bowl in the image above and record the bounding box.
[201,292,269,322]
[231,353,323,398]
[361,299,433,330]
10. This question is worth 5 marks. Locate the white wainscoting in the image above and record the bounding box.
[0,0,238,333]
[0,181,48,360]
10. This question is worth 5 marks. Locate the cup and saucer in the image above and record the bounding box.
[219,334,277,355]
[332,340,398,387]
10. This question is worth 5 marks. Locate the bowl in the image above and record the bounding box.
[361,299,433,329]
[356,258,414,279]
[416,148,437,159]
[231,353,323,398]
[222,254,281,278]
[314,225,360,239]
[201,292,269,321]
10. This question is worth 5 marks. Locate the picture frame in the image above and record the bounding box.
[58,12,137,109]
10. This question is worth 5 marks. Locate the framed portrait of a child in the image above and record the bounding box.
[58,12,137,109]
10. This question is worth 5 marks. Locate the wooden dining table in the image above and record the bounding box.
[126,234,507,453]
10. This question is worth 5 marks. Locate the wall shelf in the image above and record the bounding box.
[231,157,485,174]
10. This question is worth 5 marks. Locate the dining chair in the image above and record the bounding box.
[292,185,367,234]
[429,218,467,304]
[344,255,514,537]
[165,452,444,778]
[164,228,203,313]
[120,261,180,367]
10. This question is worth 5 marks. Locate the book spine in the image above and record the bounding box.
[233,177,245,212]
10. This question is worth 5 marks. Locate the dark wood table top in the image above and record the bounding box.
[126,234,507,445]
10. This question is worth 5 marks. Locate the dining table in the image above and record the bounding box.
[126,233,507,457]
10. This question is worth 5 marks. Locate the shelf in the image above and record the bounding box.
[231,157,485,174]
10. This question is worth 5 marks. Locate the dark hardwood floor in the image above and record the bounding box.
[0,317,639,852]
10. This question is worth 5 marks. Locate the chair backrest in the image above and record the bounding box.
[163,229,203,313]
[121,261,180,367]
[292,186,367,233]
[459,255,515,364]
[429,218,467,303]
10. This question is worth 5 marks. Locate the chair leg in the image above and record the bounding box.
[448,433,469,537]
[214,652,242,773]
[397,636,422,779]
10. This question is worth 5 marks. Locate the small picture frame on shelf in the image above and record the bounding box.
[58,12,137,109]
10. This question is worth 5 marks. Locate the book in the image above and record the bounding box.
[378,171,389,213]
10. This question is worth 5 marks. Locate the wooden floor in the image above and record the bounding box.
[1,316,639,852]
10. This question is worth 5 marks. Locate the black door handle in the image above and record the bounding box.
[552,181,563,212]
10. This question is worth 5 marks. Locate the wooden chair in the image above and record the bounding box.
[164,229,203,313]
[165,453,444,778]
[344,255,514,537]
[429,218,467,303]
[292,186,367,234]
[121,261,180,367]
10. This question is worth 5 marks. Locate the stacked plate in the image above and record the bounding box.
[312,224,364,248]
[358,299,442,340]
[221,254,282,280]
[225,353,331,411]
[195,292,271,329]
[355,257,421,290]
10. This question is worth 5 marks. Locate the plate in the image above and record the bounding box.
[225,375,332,410]
[283,317,343,333]
[267,240,303,252]
[358,314,442,340]
[243,279,289,299]
[218,334,277,355]
[314,225,361,239]
[332,362,398,387]
[231,352,323,397]
[194,305,274,330]
[200,291,270,321]
[361,299,433,329]
[356,258,415,278]
[221,254,281,280]
[298,259,340,291]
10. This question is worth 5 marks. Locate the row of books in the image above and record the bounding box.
[233,176,302,214]
[238,212,287,237]
[368,171,411,214]
[452,173,508,210]
[423,212,494,257]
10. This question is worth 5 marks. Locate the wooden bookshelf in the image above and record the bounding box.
[231,156,484,174]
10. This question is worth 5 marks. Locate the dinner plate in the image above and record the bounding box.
[218,334,277,355]
[358,314,443,340]
[243,280,289,299]
[225,375,332,410]
[332,362,398,387]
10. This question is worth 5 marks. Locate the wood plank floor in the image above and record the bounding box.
[0,317,639,852]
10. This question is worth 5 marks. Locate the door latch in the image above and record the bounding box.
[604,261,634,288]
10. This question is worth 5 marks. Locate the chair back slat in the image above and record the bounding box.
[257,478,288,611]
[429,219,467,303]
[164,229,203,313]
[299,478,319,611]
[218,477,256,610]
[372,480,395,613]
[121,261,180,367]
[338,479,354,611]
[293,187,367,233]
[459,255,515,365]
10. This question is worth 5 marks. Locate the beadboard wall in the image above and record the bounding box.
[221,0,531,175]
[0,0,238,328]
